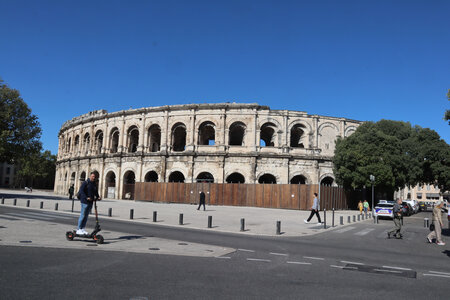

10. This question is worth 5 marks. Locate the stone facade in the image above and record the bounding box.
[54,103,361,199]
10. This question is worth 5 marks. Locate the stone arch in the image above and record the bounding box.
[226,172,246,183]
[144,170,158,182]
[229,121,246,146]
[198,121,216,146]
[147,124,161,152]
[320,174,335,186]
[67,137,72,153]
[74,135,80,153]
[171,122,187,152]
[80,171,86,181]
[258,173,277,184]
[290,123,308,148]
[196,171,214,183]
[83,132,90,154]
[345,126,357,137]
[122,170,136,199]
[318,122,339,153]
[109,127,120,153]
[104,170,116,198]
[168,170,185,183]
[318,122,339,133]
[127,125,139,153]
[290,174,307,184]
[94,129,103,154]
[260,122,278,147]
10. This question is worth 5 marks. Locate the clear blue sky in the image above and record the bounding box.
[1,0,449,154]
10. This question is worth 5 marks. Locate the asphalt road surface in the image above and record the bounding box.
[1,206,449,299]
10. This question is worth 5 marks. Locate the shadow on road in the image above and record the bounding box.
[0,192,67,201]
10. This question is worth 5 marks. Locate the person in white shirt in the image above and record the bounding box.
[304,193,322,224]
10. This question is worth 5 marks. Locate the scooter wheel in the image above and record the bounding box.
[95,235,104,244]
[66,231,74,241]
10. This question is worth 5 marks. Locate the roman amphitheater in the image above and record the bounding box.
[55,103,361,200]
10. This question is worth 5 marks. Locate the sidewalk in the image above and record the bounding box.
[0,188,372,237]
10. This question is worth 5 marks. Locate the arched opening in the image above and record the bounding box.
[198,121,216,145]
[258,174,277,184]
[196,172,214,183]
[67,137,72,153]
[123,171,135,200]
[168,171,185,183]
[321,176,334,186]
[70,172,76,184]
[105,171,116,198]
[110,128,120,153]
[290,124,307,148]
[171,123,186,152]
[229,122,246,146]
[127,126,139,153]
[226,173,245,183]
[80,171,86,182]
[148,124,161,152]
[95,130,103,154]
[74,135,80,153]
[83,133,90,154]
[144,171,158,182]
[260,122,276,147]
[290,175,306,184]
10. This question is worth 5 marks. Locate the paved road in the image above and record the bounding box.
[1,205,449,299]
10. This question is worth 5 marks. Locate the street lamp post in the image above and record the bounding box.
[370,175,375,212]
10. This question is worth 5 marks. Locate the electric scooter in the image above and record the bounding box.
[66,199,104,244]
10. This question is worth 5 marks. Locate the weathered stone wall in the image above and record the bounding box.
[55,103,361,199]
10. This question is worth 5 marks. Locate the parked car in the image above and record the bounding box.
[401,202,413,216]
[374,202,394,219]
[419,201,427,211]
[404,200,419,214]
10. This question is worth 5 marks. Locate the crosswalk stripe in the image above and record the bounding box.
[6,213,53,221]
[354,228,375,236]
[335,226,355,233]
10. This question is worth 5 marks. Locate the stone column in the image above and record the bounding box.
[138,114,145,152]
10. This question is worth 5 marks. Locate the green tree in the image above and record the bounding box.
[15,150,56,189]
[333,120,450,197]
[445,89,450,125]
[0,78,42,163]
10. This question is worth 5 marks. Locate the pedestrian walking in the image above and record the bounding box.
[304,192,322,224]
[68,184,74,200]
[197,191,206,211]
[363,200,370,215]
[427,201,446,246]
[387,198,403,239]
[358,201,363,215]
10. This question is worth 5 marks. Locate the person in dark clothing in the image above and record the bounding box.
[76,172,101,235]
[388,198,403,239]
[197,191,206,211]
[68,184,74,199]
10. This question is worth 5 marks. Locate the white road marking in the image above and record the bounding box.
[216,256,231,259]
[303,256,324,260]
[287,261,311,265]
[374,269,402,274]
[247,258,271,262]
[354,228,375,236]
[238,248,255,253]
[423,273,450,278]
[341,261,364,265]
[330,265,346,269]
[335,226,355,233]
[6,213,53,221]
[22,211,72,219]
[270,252,288,256]
[382,266,412,271]
[429,271,450,276]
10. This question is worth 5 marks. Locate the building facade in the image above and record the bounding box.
[54,103,361,199]
[0,162,15,188]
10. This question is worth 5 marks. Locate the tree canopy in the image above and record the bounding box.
[0,79,42,163]
[333,120,450,196]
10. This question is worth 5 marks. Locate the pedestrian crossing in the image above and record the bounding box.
[2,211,74,221]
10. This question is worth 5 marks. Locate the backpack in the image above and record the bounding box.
[76,181,88,199]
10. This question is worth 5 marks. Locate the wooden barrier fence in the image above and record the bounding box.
[134,182,348,210]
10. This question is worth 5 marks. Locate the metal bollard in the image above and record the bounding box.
[153,211,157,222]
[424,218,429,228]
[353,215,356,222]
[179,213,184,225]
[1,197,4,204]
[208,216,212,228]
[276,221,281,235]
[40,201,43,209]
[26,200,30,207]
[240,218,245,232]
[108,208,112,217]
[340,216,344,225]
[130,209,134,219]
[369,213,372,218]
[374,214,378,224]
[358,215,361,221]
[323,209,327,229]
[348,216,351,223]
[55,203,58,211]
[362,214,365,220]
[332,208,335,227]
[13,198,17,206]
